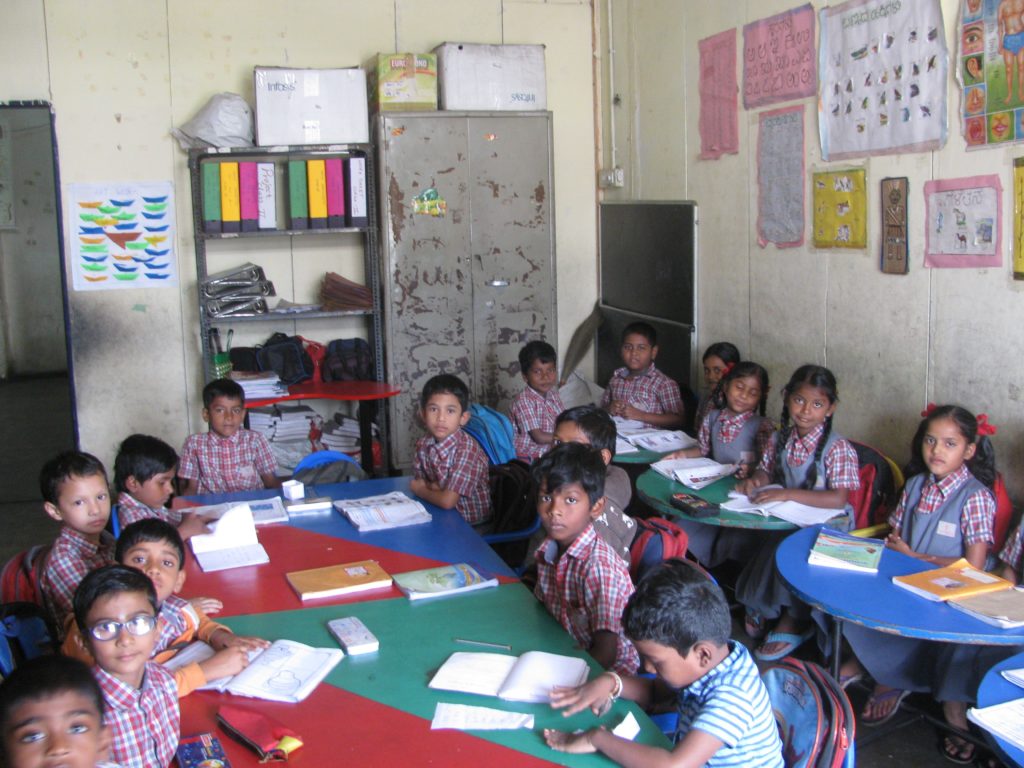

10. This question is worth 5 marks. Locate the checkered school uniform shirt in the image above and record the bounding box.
[95,662,179,768]
[697,410,775,468]
[510,386,565,461]
[757,423,859,488]
[178,429,276,494]
[534,525,640,674]
[41,527,115,629]
[155,594,196,653]
[414,430,491,525]
[1001,523,1024,574]
[888,464,994,546]
[600,365,683,415]
[117,492,182,528]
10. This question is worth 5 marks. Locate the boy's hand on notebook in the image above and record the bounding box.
[549,674,616,716]
[199,645,253,681]
[544,728,598,754]
[179,513,212,540]
[189,596,224,615]
[220,633,271,653]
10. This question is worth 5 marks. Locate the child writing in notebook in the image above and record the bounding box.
[839,404,997,734]
[734,365,859,660]
[693,342,741,431]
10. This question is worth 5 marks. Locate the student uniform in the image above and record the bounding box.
[95,662,179,768]
[178,429,277,494]
[414,429,491,525]
[510,385,564,462]
[600,364,683,415]
[117,491,182,528]
[41,527,116,632]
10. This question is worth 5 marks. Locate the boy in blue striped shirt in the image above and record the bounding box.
[545,560,783,768]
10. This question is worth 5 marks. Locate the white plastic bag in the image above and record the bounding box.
[172,93,254,149]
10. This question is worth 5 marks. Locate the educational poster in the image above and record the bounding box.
[1013,158,1024,278]
[743,4,817,109]
[924,174,1002,267]
[68,181,177,291]
[757,105,805,248]
[0,119,12,228]
[819,0,949,160]
[959,0,1024,148]
[881,177,910,273]
[812,169,867,248]
[699,28,739,160]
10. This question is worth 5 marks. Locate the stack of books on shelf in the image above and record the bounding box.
[273,405,318,441]
[247,406,279,441]
[320,271,372,311]
[230,370,287,400]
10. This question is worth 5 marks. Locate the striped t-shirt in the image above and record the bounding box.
[674,642,783,768]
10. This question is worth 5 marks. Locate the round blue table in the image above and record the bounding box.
[976,652,1024,768]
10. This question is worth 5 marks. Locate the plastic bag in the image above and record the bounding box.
[172,93,254,150]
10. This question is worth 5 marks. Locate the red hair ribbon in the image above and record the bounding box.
[976,413,997,437]
[722,362,736,376]
[920,402,937,418]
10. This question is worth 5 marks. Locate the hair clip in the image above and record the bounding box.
[976,413,997,437]
[722,362,736,376]
[920,402,937,418]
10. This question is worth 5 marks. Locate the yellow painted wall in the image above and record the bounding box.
[599,0,1024,496]
[0,0,597,469]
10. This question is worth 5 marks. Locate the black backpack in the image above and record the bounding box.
[487,459,536,568]
[256,332,313,385]
[322,338,373,382]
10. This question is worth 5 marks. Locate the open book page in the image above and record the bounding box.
[187,498,287,526]
[428,652,518,698]
[768,501,847,527]
[612,417,648,432]
[628,430,698,452]
[719,486,784,514]
[225,639,344,703]
[193,543,270,573]
[497,651,589,703]
[430,703,534,731]
[651,457,737,490]
[968,698,1024,750]
[1001,668,1024,688]
[190,505,269,572]
[160,641,263,692]
[615,436,639,455]
[334,492,432,532]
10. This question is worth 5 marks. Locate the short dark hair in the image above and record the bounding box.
[555,405,617,456]
[116,518,186,570]
[73,565,157,636]
[0,655,104,740]
[702,342,740,366]
[420,373,470,412]
[519,340,557,373]
[113,434,178,493]
[623,559,730,654]
[203,377,245,408]
[38,451,107,505]
[530,442,606,506]
[621,321,657,347]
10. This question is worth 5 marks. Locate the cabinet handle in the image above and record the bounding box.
[486,279,509,287]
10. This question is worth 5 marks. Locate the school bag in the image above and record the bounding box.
[0,544,51,607]
[0,602,57,679]
[256,332,314,385]
[464,404,516,465]
[848,441,900,529]
[485,459,539,569]
[993,473,1014,552]
[322,338,373,382]
[628,517,690,583]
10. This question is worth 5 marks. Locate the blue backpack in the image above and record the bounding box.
[0,603,56,679]
[464,404,516,465]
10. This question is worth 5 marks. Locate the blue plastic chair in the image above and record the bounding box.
[293,450,358,474]
[109,503,122,538]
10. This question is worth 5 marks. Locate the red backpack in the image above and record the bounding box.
[0,545,51,607]
[628,517,690,583]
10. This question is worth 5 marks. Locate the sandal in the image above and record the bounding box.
[938,734,975,765]
[861,687,911,727]
[744,610,767,639]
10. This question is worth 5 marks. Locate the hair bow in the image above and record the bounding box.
[976,413,997,437]
[722,362,736,376]
[920,402,937,418]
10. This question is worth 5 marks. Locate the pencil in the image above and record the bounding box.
[453,637,512,651]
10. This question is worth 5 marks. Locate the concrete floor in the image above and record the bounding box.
[0,375,1007,766]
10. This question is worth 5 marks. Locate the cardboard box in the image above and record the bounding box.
[367,53,437,112]
[254,67,369,146]
[433,43,546,111]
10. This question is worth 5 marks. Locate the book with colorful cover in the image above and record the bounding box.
[176,732,232,768]
[807,529,884,573]
[892,558,1014,602]
[393,563,498,601]
[285,559,393,601]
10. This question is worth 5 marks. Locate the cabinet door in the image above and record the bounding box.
[379,115,474,467]
[468,115,555,411]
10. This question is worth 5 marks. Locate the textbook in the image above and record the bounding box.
[807,528,884,573]
[285,559,393,601]
[947,587,1024,628]
[429,650,589,703]
[651,457,737,490]
[189,504,269,572]
[625,429,697,453]
[720,489,845,527]
[892,559,1014,602]
[176,733,232,768]
[189,497,288,526]
[968,697,1024,751]
[334,491,432,532]
[392,563,498,601]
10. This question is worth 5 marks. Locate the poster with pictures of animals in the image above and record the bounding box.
[959,0,1024,147]
[819,0,948,160]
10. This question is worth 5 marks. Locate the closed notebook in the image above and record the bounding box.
[392,563,497,601]
[948,587,1024,628]
[892,558,1013,602]
[286,559,393,601]
[807,529,884,573]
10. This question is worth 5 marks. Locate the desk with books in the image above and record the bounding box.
[177,478,669,766]
[974,651,1024,768]
[775,525,1024,679]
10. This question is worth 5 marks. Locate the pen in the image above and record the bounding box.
[453,637,512,651]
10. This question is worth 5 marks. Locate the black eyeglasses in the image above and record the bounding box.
[88,614,157,641]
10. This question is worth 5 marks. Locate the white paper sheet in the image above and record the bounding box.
[431,703,534,731]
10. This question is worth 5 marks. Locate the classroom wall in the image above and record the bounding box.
[598,0,1024,498]
[0,0,597,470]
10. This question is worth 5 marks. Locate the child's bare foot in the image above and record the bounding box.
[861,684,910,726]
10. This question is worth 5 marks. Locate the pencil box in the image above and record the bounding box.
[176,732,232,768]
[218,704,303,762]
[669,491,719,518]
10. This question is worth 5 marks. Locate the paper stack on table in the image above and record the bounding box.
[651,457,737,490]
[968,697,1024,750]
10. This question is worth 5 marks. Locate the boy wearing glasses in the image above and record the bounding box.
[72,564,179,768]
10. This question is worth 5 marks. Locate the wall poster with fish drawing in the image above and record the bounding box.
[68,181,177,291]
[819,0,948,160]
[959,0,1024,147]
[924,174,1002,267]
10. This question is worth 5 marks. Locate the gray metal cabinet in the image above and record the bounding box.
[376,112,556,467]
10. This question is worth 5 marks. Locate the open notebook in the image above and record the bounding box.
[189,504,269,572]
[429,650,589,703]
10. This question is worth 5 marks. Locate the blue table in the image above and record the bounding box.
[976,652,1024,768]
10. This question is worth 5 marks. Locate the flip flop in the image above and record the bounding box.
[753,628,815,661]
[860,687,911,727]
[839,671,864,691]
[938,735,975,765]
[744,610,767,639]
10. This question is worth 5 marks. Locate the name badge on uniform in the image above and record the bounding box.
[937,520,957,538]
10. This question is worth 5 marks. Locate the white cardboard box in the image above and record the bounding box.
[254,67,369,145]
[433,43,546,111]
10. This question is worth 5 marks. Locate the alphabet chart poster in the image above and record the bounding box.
[813,169,868,248]
[699,28,739,160]
[819,0,949,160]
[743,4,817,109]
[924,174,1001,267]
[757,104,805,248]
[68,181,177,291]
[959,0,1024,148]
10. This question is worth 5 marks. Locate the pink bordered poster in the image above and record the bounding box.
[743,4,817,109]
[757,104,806,248]
[923,174,1002,267]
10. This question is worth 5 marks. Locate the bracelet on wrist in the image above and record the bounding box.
[605,670,623,701]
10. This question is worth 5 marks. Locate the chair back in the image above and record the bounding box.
[848,441,901,529]
[293,450,365,484]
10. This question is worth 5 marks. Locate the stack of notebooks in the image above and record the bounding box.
[321,420,360,453]
[321,272,373,311]
[200,155,368,234]
[247,406,279,440]
[230,370,286,400]
[283,560,496,602]
[893,559,1024,628]
[334,491,432,531]
[651,457,738,490]
[272,404,318,441]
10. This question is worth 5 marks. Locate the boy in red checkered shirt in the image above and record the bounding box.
[38,451,116,636]
[178,378,281,496]
[601,322,685,429]
[509,340,564,462]
[532,443,639,674]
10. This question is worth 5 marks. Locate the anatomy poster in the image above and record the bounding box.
[699,28,739,160]
[743,4,817,109]
[813,169,867,248]
[757,105,805,248]
[959,0,1024,147]
[819,0,949,160]
[924,174,1001,267]
[68,181,177,291]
